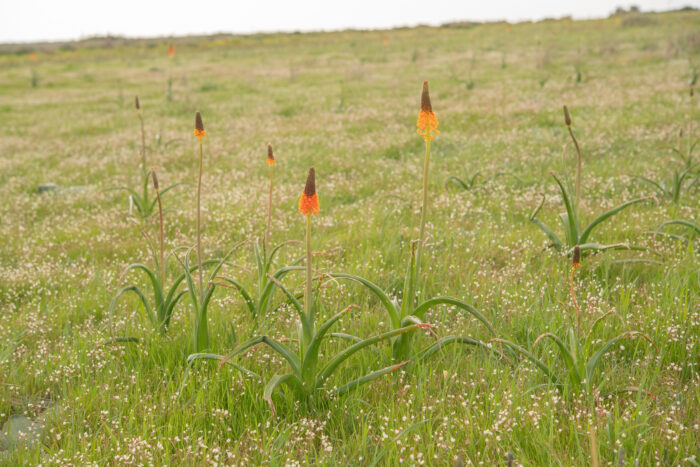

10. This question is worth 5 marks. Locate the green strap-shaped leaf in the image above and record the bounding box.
[530,217,564,251]
[445,175,478,191]
[551,173,579,244]
[302,305,356,385]
[264,374,306,418]
[328,273,400,329]
[534,333,581,385]
[317,323,426,386]
[147,182,187,210]
[164,290,188,327]
[328,332,363,343]
[634,176,668,198]
[656,220,700,236]
[179,248,199,312]
[490,338,560,387]
[331,361,410,396]
[165,258,219,306]
[580,197,649,244]
[417,336,493,362]
[265,240,302,271]
[123,263,164,312]
[216,276,256,317]
[186,352,261,380]
[575,243,644,253]
[226,336,303,379]
[400,247,416,319]
[258,266,304,315]
[585,331,655,384]
[109,285,157,330]
[413,297,495,335]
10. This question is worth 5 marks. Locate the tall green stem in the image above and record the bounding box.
[138,112,148,204]
[196,141,204,304]
[304,213,313,344]
[265,165,274,251]
[567,126,582,209]
[415,134,431,287]
[155,186,165,283]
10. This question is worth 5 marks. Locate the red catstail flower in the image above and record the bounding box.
[299,167,319,215]
[416,81,439,141]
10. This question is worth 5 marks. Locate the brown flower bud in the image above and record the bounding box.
[563,105,571,126]
[135,95,140,110]
[151,168,159,190]
[267,144,275,163]
[421,81,432,112]
[195,111,204,132]
[572,245,581,268]
[304,167,316,197]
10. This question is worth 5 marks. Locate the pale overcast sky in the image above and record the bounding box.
[1,0,697,43]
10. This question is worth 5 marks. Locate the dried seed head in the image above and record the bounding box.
[563,105,571,126]
[304,167,316,197]
[506,452,514,467]
[135,95,140,110]
[680,128,684,138]
[421,81,432,112]
[266,144,275,164]
[151,168,159,190]
[572,245,581,268]
[195,111,204,132]
[691,86,695,98]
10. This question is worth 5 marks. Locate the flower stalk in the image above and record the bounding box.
[299,167,319,340]
[415,81,439,287]
[265,144,275,250]
[194,111,206,303]
[563,105,582,208]
[571,245,582,339]
[152,168,165,282]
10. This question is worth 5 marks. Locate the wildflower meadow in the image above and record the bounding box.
[0,8,698,466]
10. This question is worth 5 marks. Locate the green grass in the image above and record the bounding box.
[1,10,699,465]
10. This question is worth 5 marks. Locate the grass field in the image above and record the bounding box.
[0,9,699,466]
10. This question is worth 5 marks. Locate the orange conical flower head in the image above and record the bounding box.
[417,81,439,141]
[168,44,174,57]
[299,167,319,215]
[194,111,206,140]
[266,144,275,165]
[29,53,36,60]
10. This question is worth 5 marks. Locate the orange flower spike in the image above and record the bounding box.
[266,144,275,165]
[193,111,206,140]
[168,43,174,57]
[416,81,439,141]
[299,167,320,216]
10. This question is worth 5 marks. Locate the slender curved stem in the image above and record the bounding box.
[570,266,581,340]
[305,213,313,343]
[415,132,431,289]
[567,125,582,208]
[155,186,165,282]
[265,164,274,250]
[196,141,204,303]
